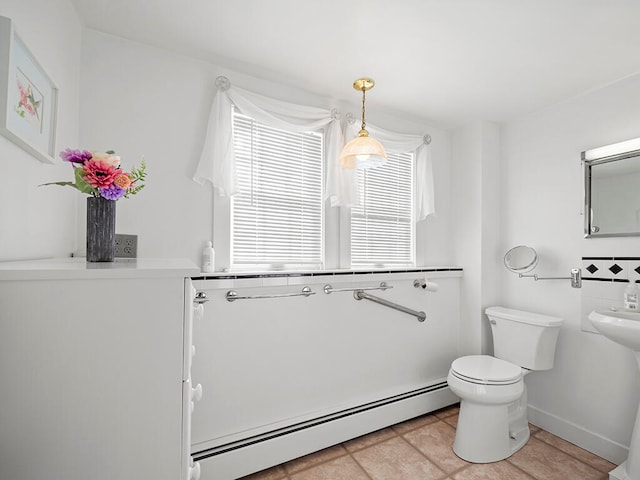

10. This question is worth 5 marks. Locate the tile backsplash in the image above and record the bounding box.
[581,256,640,333]
[581,257,640,282]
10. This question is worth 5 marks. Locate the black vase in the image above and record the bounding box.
[86,196,116,262]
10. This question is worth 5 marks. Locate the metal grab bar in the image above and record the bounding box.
[323,282,392,294]
[353,290,426,322]
[226,286,315,302]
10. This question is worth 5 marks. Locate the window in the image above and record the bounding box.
[231,109,324,269]
[351,152,414,266]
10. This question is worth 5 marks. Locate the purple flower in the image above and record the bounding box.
[99,185,126,200]
[60,148,92,164]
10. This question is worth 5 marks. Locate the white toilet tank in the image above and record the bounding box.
[486,306,563,371]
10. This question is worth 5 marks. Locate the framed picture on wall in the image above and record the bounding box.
[0,16,58,164]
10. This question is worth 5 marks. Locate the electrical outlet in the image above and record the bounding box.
[115,234,138,258]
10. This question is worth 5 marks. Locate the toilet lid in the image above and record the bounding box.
[451,355,522,385]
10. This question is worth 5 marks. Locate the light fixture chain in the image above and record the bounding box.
[361,87,366,131]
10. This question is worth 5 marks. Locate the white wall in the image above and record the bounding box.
[500,73,640,462]
[0,1,81,260]
[451,121,501,355]
[79,29,453,268]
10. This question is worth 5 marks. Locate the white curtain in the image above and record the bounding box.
[193,77,349,202]
[193,76,434,219]
[345,122,435,221]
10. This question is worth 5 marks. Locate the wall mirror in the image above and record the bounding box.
[583,137,640,237]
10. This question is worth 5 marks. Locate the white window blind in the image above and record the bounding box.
[351,152,414,266]
[231,110,324,269]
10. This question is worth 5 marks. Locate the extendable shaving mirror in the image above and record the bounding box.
[503,245,581,288]
[504,245,538,273]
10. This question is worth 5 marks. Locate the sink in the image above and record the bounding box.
[589,308,640,480]
[589,308,640,351]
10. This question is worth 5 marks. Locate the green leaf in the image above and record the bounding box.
[39,181,79,190]
[74,168,96,194]
[129,158,147,183]
[124,184,145,198]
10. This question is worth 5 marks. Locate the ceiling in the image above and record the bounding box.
[70,0,640,129]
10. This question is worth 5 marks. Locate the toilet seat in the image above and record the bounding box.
[451,355,522,386]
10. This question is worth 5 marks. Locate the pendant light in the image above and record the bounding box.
[340,78,387,169]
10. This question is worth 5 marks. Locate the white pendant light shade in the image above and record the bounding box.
[340,78,387,170]
[340,132,387,169]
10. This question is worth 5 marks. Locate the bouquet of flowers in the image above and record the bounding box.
[43,148,146,200]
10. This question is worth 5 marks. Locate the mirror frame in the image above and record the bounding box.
[583,138,640,238]
[504,245,538,273]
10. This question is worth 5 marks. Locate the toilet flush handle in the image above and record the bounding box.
[490,319,497,325]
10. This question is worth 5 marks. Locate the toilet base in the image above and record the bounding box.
[453,400,529,463]
[453,392,530,463]
[508,380,530,447]
[451,372,532,463]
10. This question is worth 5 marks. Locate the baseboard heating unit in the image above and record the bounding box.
[192,381,457,480]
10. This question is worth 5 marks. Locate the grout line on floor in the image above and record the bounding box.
[396,420,453,479]
[529,428,612,474]
[503,458,538,480]
[346,451,375,480]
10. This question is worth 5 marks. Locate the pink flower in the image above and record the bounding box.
[91,151,121,168]
[82,159,121,189]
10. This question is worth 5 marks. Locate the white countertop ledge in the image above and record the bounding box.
[0,257,200,281]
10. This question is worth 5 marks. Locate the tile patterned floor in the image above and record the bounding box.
[238,405,616,480]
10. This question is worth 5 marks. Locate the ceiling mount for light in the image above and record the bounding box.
[353,77,374,92]
[340,77,387,169]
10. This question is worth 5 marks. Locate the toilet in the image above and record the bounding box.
[447,306,563,463]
